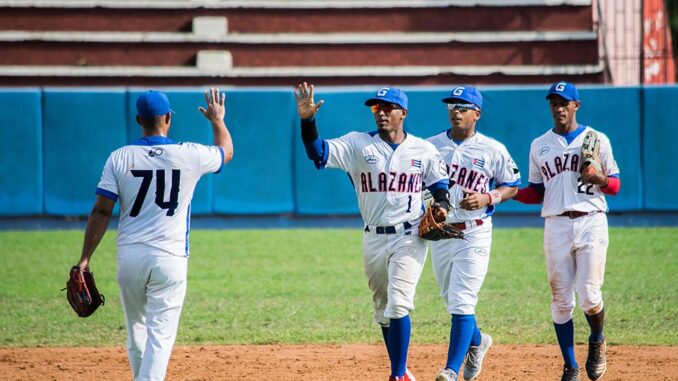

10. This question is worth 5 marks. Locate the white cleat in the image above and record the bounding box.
[435,368,457,381]
[463,332,493,380]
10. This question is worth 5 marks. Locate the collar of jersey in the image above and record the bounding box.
[447,129,477,145]
[369,130,407,149]
[131,136,176,146]
[552,124,586,145]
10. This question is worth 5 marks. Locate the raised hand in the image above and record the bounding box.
[199,87,226,124]
[294,82,324,119]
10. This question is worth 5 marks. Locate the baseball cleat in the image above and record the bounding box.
[560,365,582,381]
[435,368,458,381]
[405,368,416,381]
[585,340,607,380]
[388,368,416,381]
[463,332,492,380]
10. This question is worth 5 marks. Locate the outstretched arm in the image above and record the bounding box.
[199,87,233,164]
[77,195,115,271]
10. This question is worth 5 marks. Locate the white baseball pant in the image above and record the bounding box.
[544,212,608,324]
[117,244,188,381]
[430,221,492,315]
[363,223,427,326]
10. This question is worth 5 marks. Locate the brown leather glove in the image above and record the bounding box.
[65,266,105,318]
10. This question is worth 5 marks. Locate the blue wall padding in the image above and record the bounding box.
[127,90,215,214]
[642,86,678,210]
[43,89,127,215]
[212,90,296,214]
[0,90,43,215]
[0,86,672,216]
[294,90,377,215]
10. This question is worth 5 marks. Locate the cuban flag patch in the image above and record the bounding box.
[411,159,422,168]
[472,158,485,169]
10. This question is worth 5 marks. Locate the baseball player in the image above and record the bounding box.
[513,81,620,381]
[74,88,233,381]
[426,86,520,381]
[294,82,450,381]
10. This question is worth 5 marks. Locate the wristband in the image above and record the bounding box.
[488,190,502,205]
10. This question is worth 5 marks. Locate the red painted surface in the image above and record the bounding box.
[0,6,592,33]
[0,4,600,86]
[642,0,675,83]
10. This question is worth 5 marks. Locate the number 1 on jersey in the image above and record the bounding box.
[130,169,181,217]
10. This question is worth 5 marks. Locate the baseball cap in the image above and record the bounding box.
[546,81,579,101]
[364,87,408,110]
[442,86,483,110]
[136,90,175,117]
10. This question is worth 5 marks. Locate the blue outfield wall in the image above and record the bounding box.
[0,90,43,215]
[0,86,672,216]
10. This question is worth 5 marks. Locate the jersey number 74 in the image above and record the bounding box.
[130,169,180,217]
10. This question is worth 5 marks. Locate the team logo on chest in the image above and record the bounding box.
[410,159,421,168]
[364,155,379,164]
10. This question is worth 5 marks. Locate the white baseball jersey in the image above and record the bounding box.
[324,131,448,226]
[427,131,521,222]
[96,136,224,256]
[528,126,619,217]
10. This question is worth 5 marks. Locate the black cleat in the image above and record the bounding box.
[561,365,581,381]
[585,340,607,380]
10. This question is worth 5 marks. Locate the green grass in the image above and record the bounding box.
[0,228,675,347]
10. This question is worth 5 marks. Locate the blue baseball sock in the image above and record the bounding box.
[381,325,391,358]
[445,314,476,373]
[585,308,605,343]
[388,316,411,377]
[470,321,482,346]
[554,319,578,368]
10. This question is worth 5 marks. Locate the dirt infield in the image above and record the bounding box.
[1,344,676,380]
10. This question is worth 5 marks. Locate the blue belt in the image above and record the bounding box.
[365,221,412,234]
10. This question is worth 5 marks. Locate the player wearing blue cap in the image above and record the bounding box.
[427,86,520,381]
[74,88,233,381]
[295,82,450,381]
[513,81,620,381]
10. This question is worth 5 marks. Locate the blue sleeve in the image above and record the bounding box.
[214,146,225,174]
[95,187,118,202]
[304,137,330,169]
[427,179,449,192]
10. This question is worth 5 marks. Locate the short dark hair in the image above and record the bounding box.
[138,115,165,130]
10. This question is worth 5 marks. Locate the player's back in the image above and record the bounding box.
[98,137,223,256]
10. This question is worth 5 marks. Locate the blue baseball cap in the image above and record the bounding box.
[546,81,579,101]
[364,87,408,110]
[442,86,483,110]
[136,90,175,117]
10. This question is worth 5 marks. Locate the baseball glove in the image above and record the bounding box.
[418,204,465,241]
[580,130,602,173]
[65,266,105,318]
